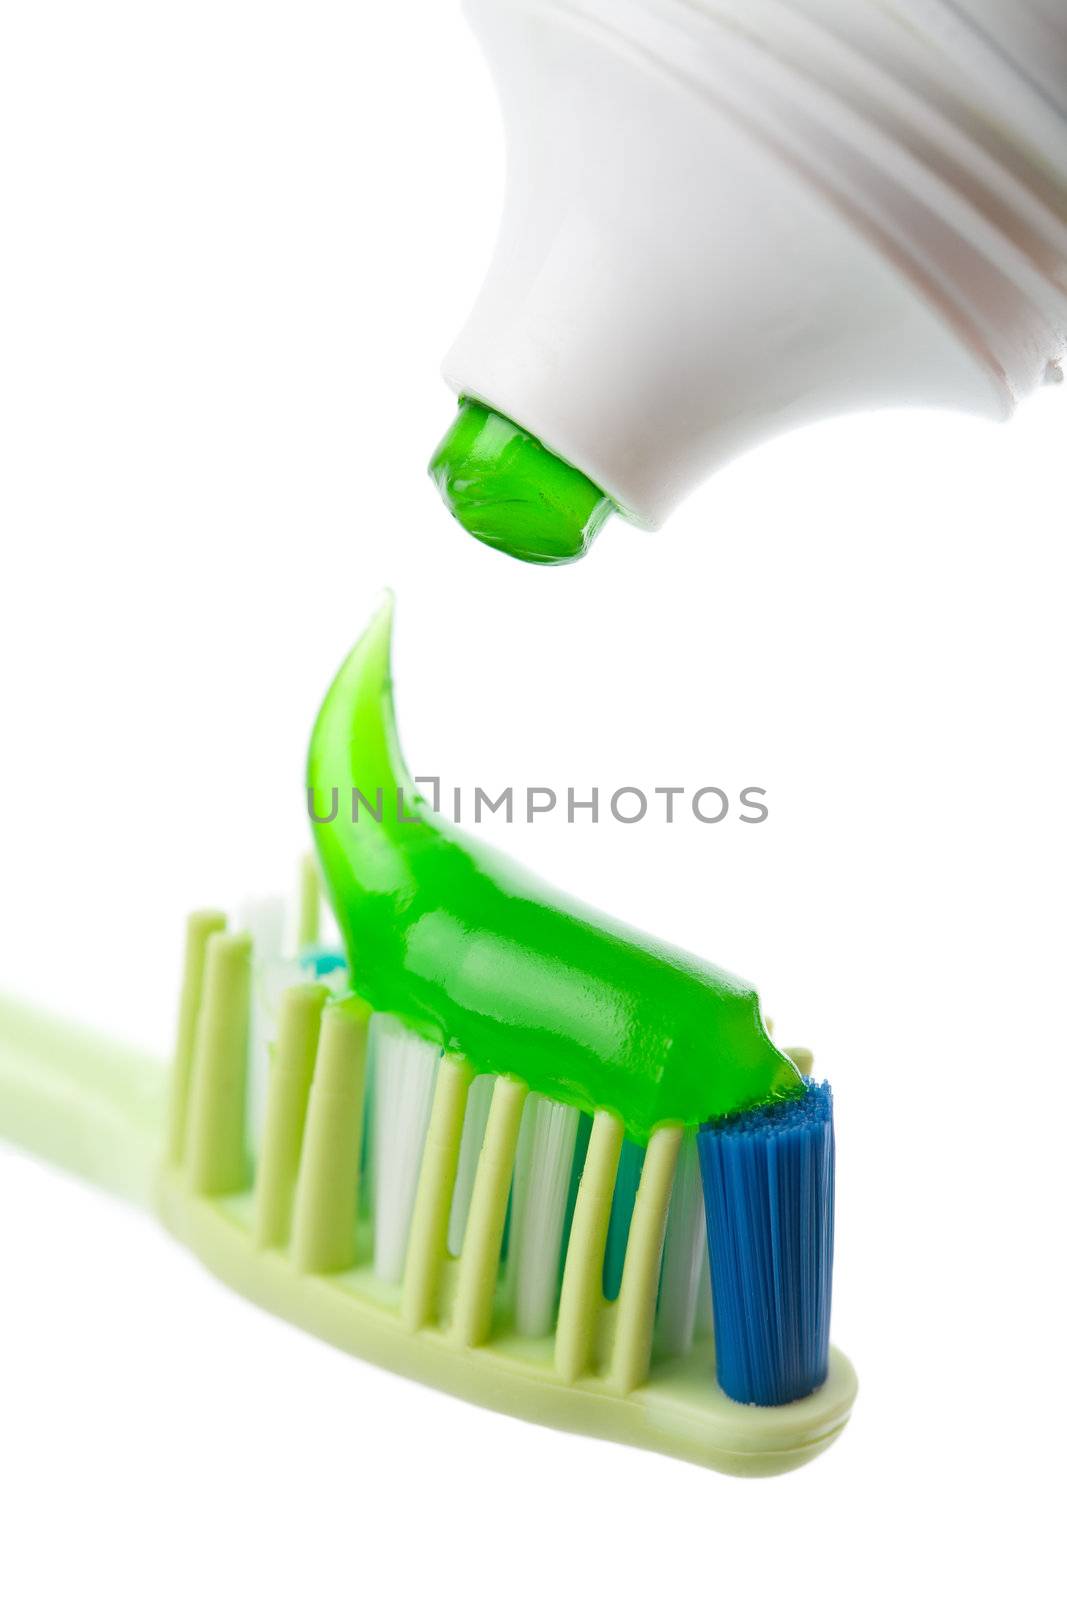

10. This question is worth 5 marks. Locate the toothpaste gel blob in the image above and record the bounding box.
[429,400,614,566]
[307,598,801,1141]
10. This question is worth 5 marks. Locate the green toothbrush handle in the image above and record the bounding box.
[0,995,167,1208]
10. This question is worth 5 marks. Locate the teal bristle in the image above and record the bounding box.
[298,945,348,979]
[559,1111,592,1278]
[603,1138,645,1300]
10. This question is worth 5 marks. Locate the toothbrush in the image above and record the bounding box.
[0,600,857,1475]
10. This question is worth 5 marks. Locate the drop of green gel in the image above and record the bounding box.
[307,598,802,1142]
[429,399,614,566]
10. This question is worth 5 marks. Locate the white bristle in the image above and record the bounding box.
[508,1093,580,1338]
[317,963,352,998]
[447,1072,495,1257]
[237,897,287,966]
[246,952,303,1152]
[371,1016,441,1284]
[654,1132,707,1359]
[317,895,341,949]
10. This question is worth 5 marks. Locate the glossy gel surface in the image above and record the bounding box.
[429,400,613,566]
[307,600,800,1142]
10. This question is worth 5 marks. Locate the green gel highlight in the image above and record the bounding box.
[429,399,613,566]
[307,598,801,1143]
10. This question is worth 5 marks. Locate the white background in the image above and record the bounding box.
[1,3,1064,1596]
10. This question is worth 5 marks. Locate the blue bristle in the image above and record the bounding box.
[697,1081,834,1407]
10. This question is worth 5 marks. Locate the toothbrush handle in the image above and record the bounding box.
[0,996,167,1208]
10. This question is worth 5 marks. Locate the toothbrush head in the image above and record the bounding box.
[429,398,613,565]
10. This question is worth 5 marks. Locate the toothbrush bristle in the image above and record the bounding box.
[370,1016,440,1284]
[603,1138,645,1300]
[507,1093,581,1337]
[447,1072,494,1257]
[655,1134,707,1360]
[698,1081,835,1406]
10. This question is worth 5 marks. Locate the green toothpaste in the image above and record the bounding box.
[307,598,800,1141]
[429,400,614,566]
